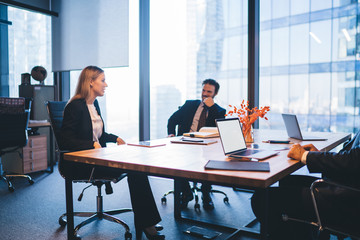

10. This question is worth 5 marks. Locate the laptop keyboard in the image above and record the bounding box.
[237,149,261,156]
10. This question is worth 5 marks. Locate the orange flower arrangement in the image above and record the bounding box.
[226,100,270,142]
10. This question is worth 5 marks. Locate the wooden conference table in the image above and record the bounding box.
[63,129,351,240]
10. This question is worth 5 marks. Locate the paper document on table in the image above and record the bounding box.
[183,127,219,138]
[171,137,217,145]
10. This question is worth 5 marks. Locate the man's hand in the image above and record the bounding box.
[167,134,175,138]
[116,137,126,145]
[287,143,306,161]
[203,97,215,108]
[93,142,102,149]
[302,143,319,152]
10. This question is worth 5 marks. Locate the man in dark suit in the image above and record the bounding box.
[251,130,360,239]
[167,79,226,210]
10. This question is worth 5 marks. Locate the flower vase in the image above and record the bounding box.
[243,126,254,143]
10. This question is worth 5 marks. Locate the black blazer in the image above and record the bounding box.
[167,100,226,136]
[60,98,118,151]
[307,130,360,187]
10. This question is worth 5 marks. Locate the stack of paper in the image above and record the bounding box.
[183,127,219,138]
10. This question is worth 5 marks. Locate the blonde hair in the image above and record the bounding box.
[69,66,104,103]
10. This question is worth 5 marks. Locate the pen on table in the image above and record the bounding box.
[262,140,294,144]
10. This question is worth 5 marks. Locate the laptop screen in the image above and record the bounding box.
[216,118,247,155]
[281,114,302,139]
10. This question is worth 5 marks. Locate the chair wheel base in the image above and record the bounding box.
[125,231,132,240]
[59,217,67,227]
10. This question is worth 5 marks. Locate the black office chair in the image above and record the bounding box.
[161,123,229,209]
[0,97,33,192]
[161,181,229,210]
[283,179,360,240]
[46,101,132,240]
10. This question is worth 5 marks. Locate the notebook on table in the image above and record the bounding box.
[281,114,327,141]
[215,118,279,160]
[204,160,270,172]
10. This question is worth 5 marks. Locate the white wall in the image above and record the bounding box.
[51,0,129,71]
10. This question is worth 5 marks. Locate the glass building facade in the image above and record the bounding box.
[150,0,248,139]
[8,7,53,97]
[259,0,360,134]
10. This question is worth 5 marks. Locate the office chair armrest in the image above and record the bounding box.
[310,179,360,237]
[311,179,360,193]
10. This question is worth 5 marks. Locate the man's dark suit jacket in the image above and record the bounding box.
[167,100,226,136]
[307,131,360,187]
[60,98,118,151]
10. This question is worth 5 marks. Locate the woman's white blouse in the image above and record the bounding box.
[87,104,103,143]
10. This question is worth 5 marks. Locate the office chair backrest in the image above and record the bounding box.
[0,97,30,150]
[46,101,67,150]
[46,101,76,179]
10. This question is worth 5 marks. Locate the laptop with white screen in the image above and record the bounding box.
[282,114,327,141]
[216,118,279,160]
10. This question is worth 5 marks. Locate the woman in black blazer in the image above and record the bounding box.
[60,66,165,240]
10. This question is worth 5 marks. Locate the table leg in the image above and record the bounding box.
[173,179,181,219]
[260,188,269,240]
[65,178,74,240]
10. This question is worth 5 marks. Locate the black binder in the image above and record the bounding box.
[204,160,270,172]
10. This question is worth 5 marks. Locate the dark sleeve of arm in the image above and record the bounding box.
[207,104,226,126]
[167,104,186,135]
[99,132,118,143]
[209,104,225,118]
[60,103,94,151]
[307,147,360,177]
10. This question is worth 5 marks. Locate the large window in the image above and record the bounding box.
[259,0,360,133]
[149,0,248,139]
[8,7,52,97]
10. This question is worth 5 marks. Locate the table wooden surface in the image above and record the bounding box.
[64,129,351,189]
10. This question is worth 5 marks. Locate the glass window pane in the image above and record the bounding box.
[272,27,289,66]
[260,0,271,22]
[290,24,309,65]
[272,0,290,19]
[8,7,52,97]
[310,20,332,63]
[311,0,332,12]
[260,1,358,133]
[150,0,248,139]
[291,0,309,15]
[260,30,271,67]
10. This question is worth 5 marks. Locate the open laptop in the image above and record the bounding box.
[216,118,279,160]
[282,114,327,141]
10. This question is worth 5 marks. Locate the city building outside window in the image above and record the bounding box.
[8,7,52,97]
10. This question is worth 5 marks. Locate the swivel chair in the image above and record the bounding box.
[161,182,229,210]
[0,97,33,192]
[161,125,229,210]
[283,179,360,240]
[46,101,132,240]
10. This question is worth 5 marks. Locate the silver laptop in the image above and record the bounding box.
[282,114,327,141]
[216,118,279,160]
